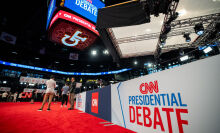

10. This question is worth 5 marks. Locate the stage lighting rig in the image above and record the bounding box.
[194,23,204,35]
[166,12,179,24]
[183,33,191,42]
[163,24,171,34]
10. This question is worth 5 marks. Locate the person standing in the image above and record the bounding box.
[13,92,18,102]
[68,77,76,110]
[2,91,8,102]
[18,92,22,102]
[61,83,69,107]
[30,89,37,104]
[38,75,56,111]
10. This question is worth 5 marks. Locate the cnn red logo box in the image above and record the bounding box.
[91,92,99,114]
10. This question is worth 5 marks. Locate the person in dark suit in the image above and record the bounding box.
[68,77,76,110]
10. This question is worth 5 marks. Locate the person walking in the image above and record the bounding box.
[38,75,56,111]
[68,77,76,110]
[61,83,69,107]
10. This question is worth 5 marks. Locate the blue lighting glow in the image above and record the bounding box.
[0,60,131,76]
[197,30,204,36]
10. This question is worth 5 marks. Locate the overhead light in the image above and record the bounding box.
[35,57,40,60]
[180,55,189,62]
[91,50,97,56]
[178,9,187,16]
[70,64,74,66]
[194,23,204,35]
[183,33,191,42]
[3,81,7,84]
[168,63,171,66]
[87,64,91,67]
[203,46,212,53]
[145,29,151,32]
[12,52,17,54]
[29,83,35,86]
[134,61,138,65]
[148,63,152,67]
[103,50,109,55]
[55,61,60,64]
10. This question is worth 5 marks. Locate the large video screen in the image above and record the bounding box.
[48,10,99,50]
[64,0,105,23]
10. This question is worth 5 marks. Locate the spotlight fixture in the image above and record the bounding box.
[179,49,184,56]
[183,33,191,42]
[160,34,167,46]
[166,12,179,24]
[163,24,171,34]
[194,23,204,35]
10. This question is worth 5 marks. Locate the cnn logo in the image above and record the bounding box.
[92,99,98,107]
[139,80,159,94]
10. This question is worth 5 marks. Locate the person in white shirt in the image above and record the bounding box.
[2,91,8,102]
[38,75,56,111]
[13,92,18,102]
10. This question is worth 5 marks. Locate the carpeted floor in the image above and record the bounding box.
[0,102,135,133]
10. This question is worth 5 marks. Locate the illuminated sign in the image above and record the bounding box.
[49,10,99,35]
[64,0,105,23]
[48,10,99,50]
[46,0,56,29]
[61,31,88,47]
[0,60,132,76]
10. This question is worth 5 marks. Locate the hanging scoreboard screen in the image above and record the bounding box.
[64,0,105,23]
[48,10,99,50]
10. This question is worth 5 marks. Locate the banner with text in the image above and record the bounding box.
[0,87,11,92]
[111,55,220,133]
[76,92,87,112]
[20,76,48,84]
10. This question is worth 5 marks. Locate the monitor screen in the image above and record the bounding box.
[48,10,98,50]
